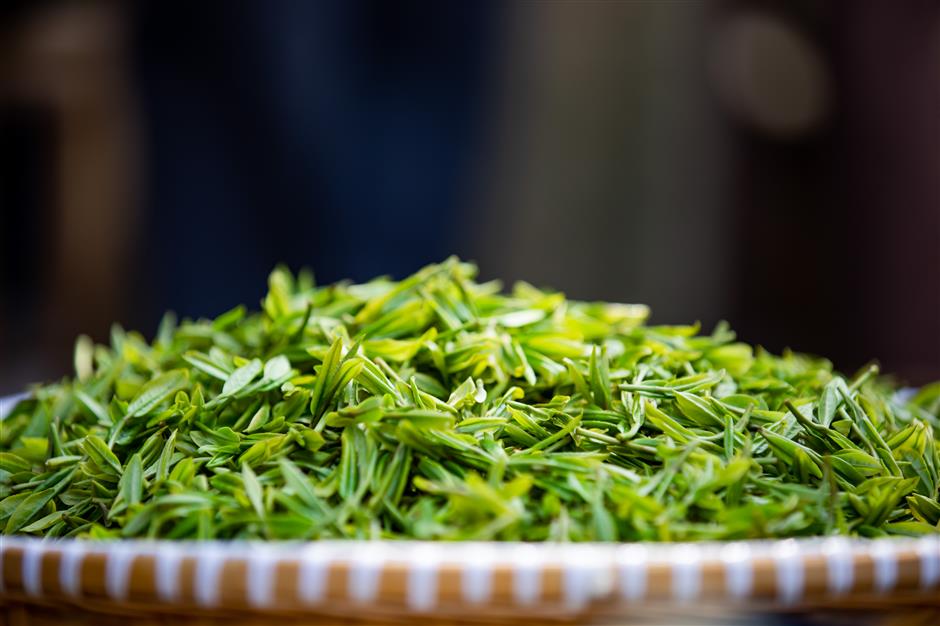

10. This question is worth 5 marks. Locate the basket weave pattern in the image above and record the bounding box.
[1,536,938,619]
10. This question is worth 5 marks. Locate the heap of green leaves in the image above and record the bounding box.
[2,258,939,541]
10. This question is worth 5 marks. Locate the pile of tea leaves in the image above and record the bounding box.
[1,258,938,541]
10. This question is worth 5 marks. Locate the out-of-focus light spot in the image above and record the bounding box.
[709,12,830,139]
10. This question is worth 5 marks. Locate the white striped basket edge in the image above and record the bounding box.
[0,536,938,618]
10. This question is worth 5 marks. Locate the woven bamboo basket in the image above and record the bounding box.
[1,535,938,623]
[2,396,939,623]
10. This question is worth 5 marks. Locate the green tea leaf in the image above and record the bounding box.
[4,488,55,533]
[242,462,265,519]
[127,370,188,417]
[0,258,935,542]
[222,359,263,397]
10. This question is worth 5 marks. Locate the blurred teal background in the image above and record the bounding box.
[1,0,938,394]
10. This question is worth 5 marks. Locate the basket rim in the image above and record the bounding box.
[1,534,938,616]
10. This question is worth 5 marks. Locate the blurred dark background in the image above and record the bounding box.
[1,0,938,395]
